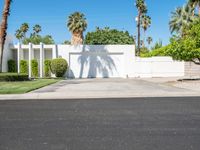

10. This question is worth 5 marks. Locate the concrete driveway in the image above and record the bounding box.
[0,78,199,100]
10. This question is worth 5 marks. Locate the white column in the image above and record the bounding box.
[52,44,57,59]
[17,43,21,74]
[40,43,44,78]
[28,43,32,78]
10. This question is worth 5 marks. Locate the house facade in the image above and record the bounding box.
[2,37,187,78]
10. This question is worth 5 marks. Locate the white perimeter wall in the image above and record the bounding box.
[134,57,185,78]
[7,44,185,78]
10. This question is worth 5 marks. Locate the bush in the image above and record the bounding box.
[0,73,29,81]
[140,45,171,57]
[31,59,39,78]
[44,59,52,77]
[20,60,28,74]
[8,59,17,72]
[51,58,68,77]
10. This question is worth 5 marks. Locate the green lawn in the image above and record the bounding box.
[0,79,61,94]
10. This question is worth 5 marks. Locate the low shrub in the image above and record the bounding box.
[44,59,52,77]
[31,59,39,78]
[8,59,17,72]
[51,58,68,77]
[0,73,29,81]
[20,60,28,74]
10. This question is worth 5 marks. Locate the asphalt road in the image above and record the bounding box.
[0,97,200,150]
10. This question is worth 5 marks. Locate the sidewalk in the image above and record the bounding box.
[0,78,200,100]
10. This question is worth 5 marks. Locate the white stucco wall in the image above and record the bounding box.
[2,36,14,72]
[8,44,185,78]
[134,57,185,78]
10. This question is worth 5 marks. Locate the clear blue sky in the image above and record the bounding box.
[0,0,187,45]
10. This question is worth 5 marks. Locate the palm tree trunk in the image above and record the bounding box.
[137,11,141,56]
[71,32,83,45]
[0,0,11,72]
[143,30,146,48]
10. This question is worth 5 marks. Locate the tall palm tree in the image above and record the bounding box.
[67,12,87,45]
[188,0,200,16]
[169,5,196,37]
[33,24,41,35]
[136,0,147,56]
[141,15,151,47]
[146,36,153,47]
[20,23,29,38]
[0,0,12,72]
[15,29,24,42]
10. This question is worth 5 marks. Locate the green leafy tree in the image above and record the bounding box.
[23,35,55,45]
[42,35,55,44]
[17,24,55,45]
[85,27,134,45]
[168,20,200,65]
[151,40,163,50]
[67,12,87,45]
[63,40,71,44]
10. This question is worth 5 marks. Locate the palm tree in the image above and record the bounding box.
[141,15,151,47]
[136,0,147,56]
[0,0,12,72]
[146,36,153,47]
[20,23,29,38]
[67,12,87,45]
[188,0,200,16]
[15,29,24,42]
[169,5,196,37]
[33,24,42,35]
[140,40,145,47]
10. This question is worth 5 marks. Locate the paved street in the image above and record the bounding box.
[0,97,200,150]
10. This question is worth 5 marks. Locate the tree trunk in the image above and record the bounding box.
[137,11,141,56]
[71,32,83,45]
[0,0,11,72]
[143,30,146,48]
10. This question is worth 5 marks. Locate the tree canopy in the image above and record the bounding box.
[15,23,55,45]
[168,19,200,64]
[85,27,135,45]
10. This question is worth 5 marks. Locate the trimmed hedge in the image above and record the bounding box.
[51,58,68,77]
[44,59,52,77]
[0,73,29,81]
[20,60,28,74]
[8,59,17,72]
[31,59,39,78]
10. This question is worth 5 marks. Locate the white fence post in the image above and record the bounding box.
[28,43,32,78]
[40,43,44,78]
[17,43,21,74]
[52,44,57,59]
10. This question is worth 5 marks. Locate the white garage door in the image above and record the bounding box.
[68,51,124,78]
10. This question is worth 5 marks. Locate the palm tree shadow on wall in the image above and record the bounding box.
[78,45,117,78]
